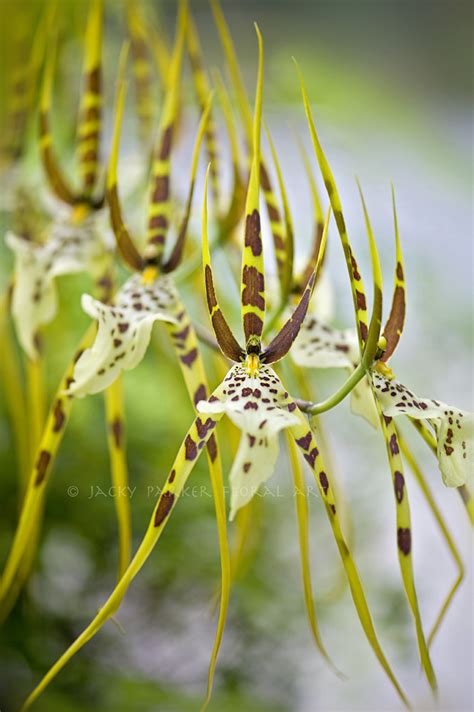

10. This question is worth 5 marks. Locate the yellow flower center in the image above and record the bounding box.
[245,353,260,378]
[71,203,90,225]
[141,265,159,284]
[375,361,395,380]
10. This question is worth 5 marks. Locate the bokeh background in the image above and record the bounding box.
[0,1,472,711]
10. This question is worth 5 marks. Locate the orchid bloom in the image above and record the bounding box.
[5,0,112,360]
[290,85,473,491]
[3,11,233,704]
[283,63,474,687]
[21,29,413,712]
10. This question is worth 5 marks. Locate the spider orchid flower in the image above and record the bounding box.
[5,0,113,360]
[290,63,474,688]
[21,28,411,712]
[290,93,473,490]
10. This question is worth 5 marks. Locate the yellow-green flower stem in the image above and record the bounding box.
[308,359,368,415]
[399,434,464,647]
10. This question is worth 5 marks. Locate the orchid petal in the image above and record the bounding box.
[289,412,409,707]
[145,1,186,262]
[126,0,156,146]
[372,371,473,488]
[241,25,265,345]
[296,63,370,348]
[201,165,245,361]
[381,185,406,362]
[399,434,464,647]
[69,274,180,397]
[76,0,103,198]
[187,12,221,208]
[376,402,436,690]
[0,327,96,608]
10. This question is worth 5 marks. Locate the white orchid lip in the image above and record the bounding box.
[67,273,180,398]
[372,371,473,489]
[5,218,109,360]
[197,362,299,519]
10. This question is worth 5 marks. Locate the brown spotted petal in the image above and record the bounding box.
[68,274,180,397]
[292,314,379,428]
[5,216,109,359]
[372,371,473,488]
[196,363,299,519]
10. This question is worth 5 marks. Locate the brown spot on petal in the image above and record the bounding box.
[206,433,218,462]
[304,447,319,469]
[244,209,262,256]
[296,431,312,451]
[389,434,400,456]
[180,348,198,368]
[319,471,329,496]
[111,418,122,448]
[242,265,265,309]
[52,400,66,432]
[193,384,207,406]
[154,491,175,527]
[396,262,404,281]
[394,471,404,503]
[168,469,176,483]
[243,462,252,473]
[35,450,51,486]
[185,435,198,460]
[356,290,367,311]
[397,527,411,555]
[243,312,263,340]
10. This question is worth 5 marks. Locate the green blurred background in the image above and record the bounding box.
[0,1,472,711]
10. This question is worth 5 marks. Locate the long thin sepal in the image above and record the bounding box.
[295,132,326,292]
[104,375,131,579]
[264,123,294,303]
[77,0,103,197]
[0,327,96,606]
[263,208,329,364]
[241,25,265,346]
[286,432,339,674]
[399,434,464,647]
[165,302,230,709]
[202,165,244,361]
[381,184,406,362]
[163,92,213,273]
[21,411,222,711]
[145,0,187,261]
[187,12,221,209]
[376,404,437,690]
[356,182,383,365]
[295,60,370,348]
[289,410,410,708]
[106,43,145,272]
[39,36,78,205]
[126,0,155,146]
